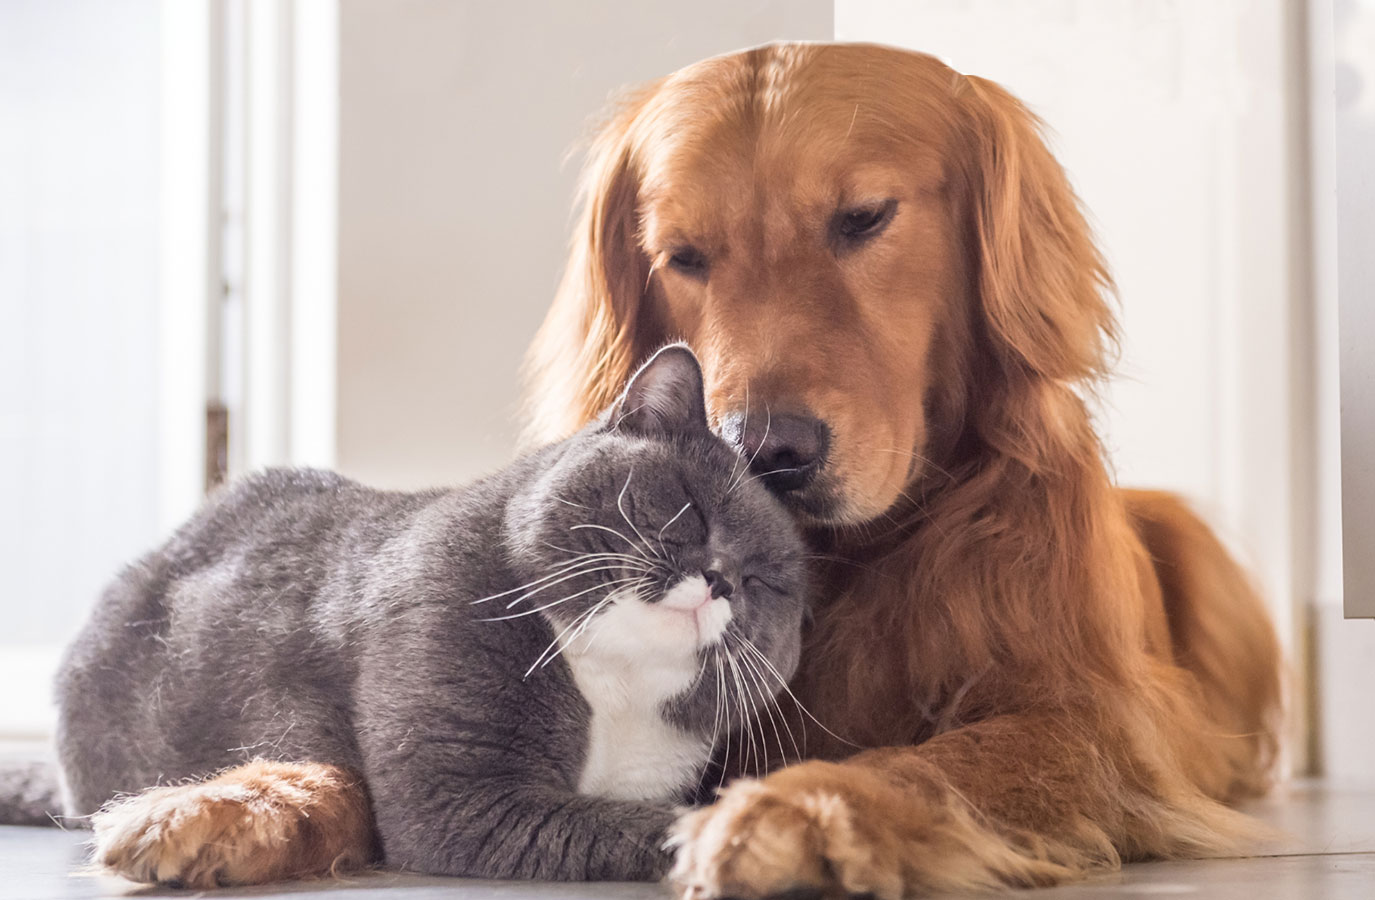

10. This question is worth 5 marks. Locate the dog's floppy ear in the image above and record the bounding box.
[522,85,659,446]
[611,344,709,437]
[960,76,1117,383]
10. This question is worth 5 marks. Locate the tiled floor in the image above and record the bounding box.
[2,781,1371,899]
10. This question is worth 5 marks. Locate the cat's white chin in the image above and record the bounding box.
[560,574,728,803]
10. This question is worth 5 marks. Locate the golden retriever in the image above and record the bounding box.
[525,42,1283,896]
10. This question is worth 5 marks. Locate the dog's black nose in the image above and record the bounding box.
[721,411,830,494]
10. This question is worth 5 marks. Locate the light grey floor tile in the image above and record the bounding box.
[3,779,1372,900]
[1240,779,1375,855]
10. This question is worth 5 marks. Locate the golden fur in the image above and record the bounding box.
[93,760,373,889]
[94,42,1282,895]
[527,43,1284,897]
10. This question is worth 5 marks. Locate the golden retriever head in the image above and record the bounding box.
[526,43,1115,527]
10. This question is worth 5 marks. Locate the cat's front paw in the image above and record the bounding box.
[667,768,903,900]
[92,760,373,888]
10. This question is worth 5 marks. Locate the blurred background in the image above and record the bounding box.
[1,0,1371,782]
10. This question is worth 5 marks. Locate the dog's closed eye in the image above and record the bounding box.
[832,199,898,250]
[667,246,709,279]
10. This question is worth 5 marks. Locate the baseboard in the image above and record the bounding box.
[0,645,61,741]
[1313,604,1375,780]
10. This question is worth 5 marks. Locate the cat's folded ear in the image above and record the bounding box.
[611,343,709,437]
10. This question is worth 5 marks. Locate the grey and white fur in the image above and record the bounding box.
[50,345,808,881]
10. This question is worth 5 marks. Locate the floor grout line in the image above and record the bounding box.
[1193,848,1375,862]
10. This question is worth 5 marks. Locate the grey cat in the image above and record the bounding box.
[51,345,808,882]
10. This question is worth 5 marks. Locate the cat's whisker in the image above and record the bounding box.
[728,632,792,769]
[731,654,764,780]
[488,562,642,611]
[614,469,664,568]
[740,652,775,777]
[756,663,802,766]
[728,403,772,495]
[690,644,712,687]
[578,543,666,579]
[721,646,760,779]
[735,634,861,750]
[745,636,801,767]
[538,539,639,563]
[576,576,653,654]
[542,543,655,568]
[657,501,692,540]
[724,382,752,490]
[469,559,607,606]
[742,658,769,779]
[732,635,806,725]
[558,547,658,571]
[564,588,625,651]
[470,553,649,605]
[525,590,620,678]
[501,564,638,610]
[722,645,757,778]
[718,647,741,777]
[732,637,807,758]
[645,532,671,569]
[476,576,642,623]
[754,681,780,768]
[650,500,693,569]
[732,466,802,493]
[567,523,655,564]
[717,647,734,792]
[695,647,727,792]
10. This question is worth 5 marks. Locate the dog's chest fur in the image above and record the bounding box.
[561,585,714,803]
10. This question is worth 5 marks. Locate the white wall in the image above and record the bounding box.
[334,0,833,490]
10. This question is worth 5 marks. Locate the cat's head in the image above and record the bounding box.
[504,344,808,739]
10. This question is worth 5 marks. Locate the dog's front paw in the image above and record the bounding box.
[92,760,372,888]
[668,769,903,900]
[93,770,307,888]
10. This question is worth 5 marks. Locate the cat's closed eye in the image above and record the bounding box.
[744,574,787,594]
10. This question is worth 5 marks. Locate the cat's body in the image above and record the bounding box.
[54,347,807,882]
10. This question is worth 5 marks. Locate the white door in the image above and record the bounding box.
[1334,0,1375,619]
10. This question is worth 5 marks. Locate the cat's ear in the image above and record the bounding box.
[611,344,709,437]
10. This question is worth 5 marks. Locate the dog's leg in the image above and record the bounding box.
[669,710,1268,900]
[94,760,375,889]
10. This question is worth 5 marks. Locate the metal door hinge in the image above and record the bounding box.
[206,402,229,491]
